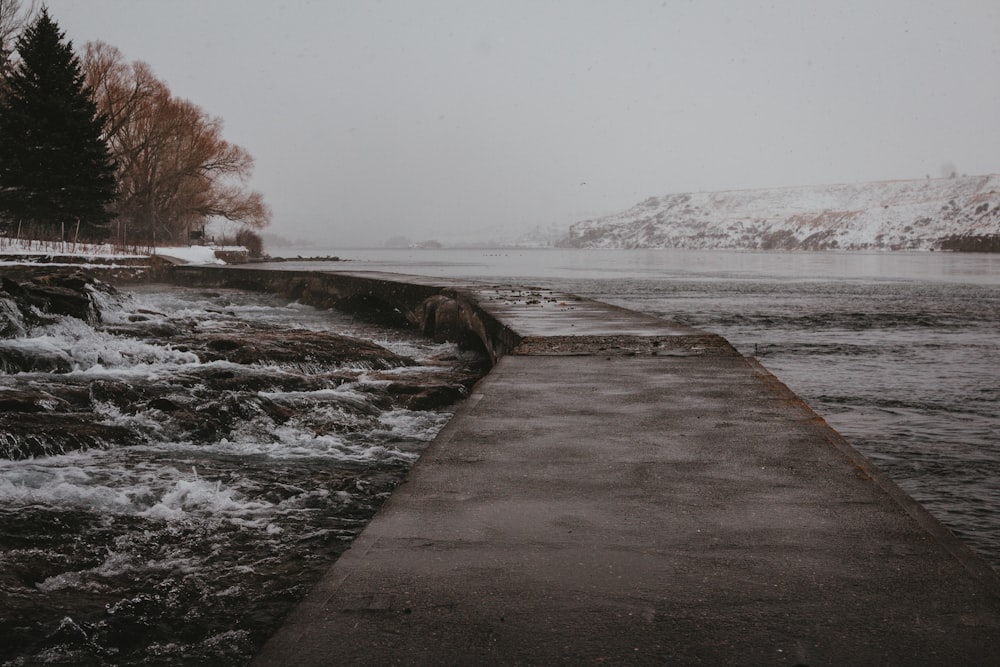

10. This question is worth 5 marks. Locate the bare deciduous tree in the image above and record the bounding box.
[0,0,37,82]
[82,41,271,244]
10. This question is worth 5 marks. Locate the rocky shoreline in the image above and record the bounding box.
[0,269,487,460]
[0,267,489,665]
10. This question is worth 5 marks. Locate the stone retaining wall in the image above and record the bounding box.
[167,265,521,364]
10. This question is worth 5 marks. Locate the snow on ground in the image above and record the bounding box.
[561,174,1000,251]
[0,237,245,265]
[0,237,147,259]
[152,245,226,264]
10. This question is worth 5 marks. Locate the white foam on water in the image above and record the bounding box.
[259,383,373,406]
[199,426,416,463]
[36,549,198,592]
[35,549,205,592]
[1,286,469,507]
[0,456,141,512]
[377,408,455,443]
[368,365,442,377]
[141,478,272,521]
[0,335,73,368]
[114,287,323,330]
[0,452,274,521]
[370,337,459,361]
[0,296,27,336]
[93,401,166,435]
[176,385,456,461]
[0,283,481,665]
[9,314,201,373]
[86,282,124,310]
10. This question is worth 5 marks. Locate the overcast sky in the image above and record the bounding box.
[43,0,1000,247]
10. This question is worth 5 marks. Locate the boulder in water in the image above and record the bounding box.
[183,328,414,371]
[0,271,117,328]
[0,413,140,460]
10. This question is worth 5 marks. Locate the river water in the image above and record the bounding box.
[2,247,997,664]
[279,246,1000,572]
[0,283,485,665]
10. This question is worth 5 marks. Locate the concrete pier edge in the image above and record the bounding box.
[167,265,1000,665]
[743,355,1000,596]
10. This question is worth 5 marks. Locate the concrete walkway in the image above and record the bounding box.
[244,272,1000,666]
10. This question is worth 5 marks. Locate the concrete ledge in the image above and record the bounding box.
[165,266,1000,665]
[169,265,520,362]
[167,265,717,364]
[513,334,739,357]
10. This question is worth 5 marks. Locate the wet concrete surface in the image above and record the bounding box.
[222,270,1000,665]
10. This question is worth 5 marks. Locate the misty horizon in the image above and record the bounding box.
[42,1,1000,247]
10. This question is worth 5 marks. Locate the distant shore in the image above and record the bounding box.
[259,255,345,263]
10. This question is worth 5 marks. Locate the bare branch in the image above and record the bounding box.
[80,43,271,241]
[0,0,38,79]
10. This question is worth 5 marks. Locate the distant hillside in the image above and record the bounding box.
[557,175,1000,251]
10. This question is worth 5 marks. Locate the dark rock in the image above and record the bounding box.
[0,388,67,413]
[0,344,73,373]
[207,338,242,352]
[0,413,140,460]
[0,276,28,299]
[258,396,297,424]
[88,379,167,410]
[0,296,27,338]
[334,294,411,328]
[23,284,95,320]
[33,271,117,301]
[384,382,468,410]
[0,270,117,327]
[160,394,289,443]
[103,320,182,338]
[191,329,413,370]
[5,379,94,411]
[0,277,487,466]
[178,364,348,394]
[148,397,181,412]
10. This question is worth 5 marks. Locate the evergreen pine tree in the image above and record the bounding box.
[0,8,116,241]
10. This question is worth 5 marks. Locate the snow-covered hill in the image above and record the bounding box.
[558,175,1000,251]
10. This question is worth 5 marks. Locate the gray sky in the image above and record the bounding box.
[43,0,1000,247]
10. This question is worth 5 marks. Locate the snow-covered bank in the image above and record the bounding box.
[559,174,1000,251]
[0,237,246,265]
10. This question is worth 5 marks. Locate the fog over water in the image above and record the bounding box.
[43,1,1000,246]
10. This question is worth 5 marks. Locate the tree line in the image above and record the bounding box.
[0,2,270,246]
